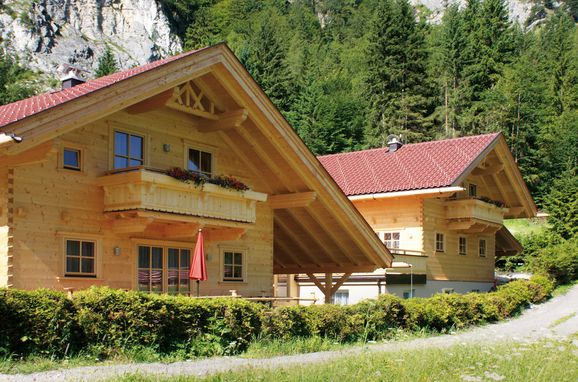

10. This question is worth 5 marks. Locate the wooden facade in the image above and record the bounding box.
[0,44,392,299]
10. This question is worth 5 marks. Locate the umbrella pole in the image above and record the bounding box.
[196,280,200,297]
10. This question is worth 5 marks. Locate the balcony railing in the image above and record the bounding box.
[445,198,505,225]
[96,168,268,223]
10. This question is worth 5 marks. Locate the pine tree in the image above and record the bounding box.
[241,9,292,114]
[430,4,467,138]
[364,0,432,146]
[0,49,36,105]
[95,46,119,78]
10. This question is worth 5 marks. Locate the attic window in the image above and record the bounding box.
[63,148,81,171]
[187,148,212,177]
[114,131,144,169]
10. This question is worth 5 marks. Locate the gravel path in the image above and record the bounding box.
[2,285,577,382]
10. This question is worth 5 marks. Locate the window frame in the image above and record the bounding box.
[135,243,193,295]
[61,236,100,278]
[220,247,246,283]
[459,236,467,255]
[435,232,445,252]
[479,239,487,257]
[112,129,145,170]
[184,144,215,178]
[62,147,83,171]
[332,289,349,305]
[383,231,401,249]
[468,183,478,197]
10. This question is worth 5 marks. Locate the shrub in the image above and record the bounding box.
[0,279,555,359]
[0,289,83,357]
[528,238,578,284]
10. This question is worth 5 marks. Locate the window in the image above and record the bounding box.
[187,148,212,177]
[223,250,244,282]
[63,148,81,171]
[65,239,95,276]
[479,239,487,257]
[138,245,191,294]
[403,289,415,299]
[435,233,445,252]
[459,237,467,255]
[468,183,477,197]
[114,131,144,169]
[383,232,400,249]
[333,290,349,305]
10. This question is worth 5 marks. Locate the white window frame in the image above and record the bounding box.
[459,236,467,255]
[383,231,401,249]
[479,239,487,257]
[333,289,349,305]
[220,247,246,283]
[435,232,445,252]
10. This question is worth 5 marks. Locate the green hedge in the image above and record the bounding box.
[0,276,554,358]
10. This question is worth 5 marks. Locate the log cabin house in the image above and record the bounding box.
[295,133,536,303]
[0,43,392,303]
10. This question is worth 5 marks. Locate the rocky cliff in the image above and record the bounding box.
[0,0,181,79]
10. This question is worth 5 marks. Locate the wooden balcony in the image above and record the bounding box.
[445,198,505,233]
[96,169,268,224]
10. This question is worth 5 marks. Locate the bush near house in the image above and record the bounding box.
[0,277,554,359]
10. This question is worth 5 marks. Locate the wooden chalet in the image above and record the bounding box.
[296,133,536,302]
[0,43,392,303]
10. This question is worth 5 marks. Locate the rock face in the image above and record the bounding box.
[0,0,182,79]
[411,0,535,24]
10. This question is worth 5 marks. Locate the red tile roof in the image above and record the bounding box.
[318,133,500,196]
[0,48,207,130]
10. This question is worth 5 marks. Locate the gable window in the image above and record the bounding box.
[63,148,82,171]
[223,249,244,282]
[383,232,400,249]
[435,233,445,252]
[459,237,467,255]
[468,183,478,197]
[479,239,487,257]
[114,131,144,169]
[65,239,95,277]
[187,148,212,177]
[138,245,191,294]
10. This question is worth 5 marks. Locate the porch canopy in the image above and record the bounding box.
[495,226,523,258]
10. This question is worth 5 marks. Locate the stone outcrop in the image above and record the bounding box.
[0,0,182,79]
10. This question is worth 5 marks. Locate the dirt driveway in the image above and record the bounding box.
[2,285,577,382]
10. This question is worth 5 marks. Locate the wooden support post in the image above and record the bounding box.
[324,273,333,304]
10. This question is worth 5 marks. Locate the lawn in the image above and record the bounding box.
[504,218,549,237]
[117,337,578,382]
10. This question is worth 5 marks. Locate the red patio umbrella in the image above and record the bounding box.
[189,229,207,296]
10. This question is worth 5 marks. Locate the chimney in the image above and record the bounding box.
[387,134,403,153]
[60,66,86,89]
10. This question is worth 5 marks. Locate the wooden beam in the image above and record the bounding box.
[324,273,333,303]
[269,192,317,209]
[205,227,245,242]
[472,163,504,176]
[109,217,154,234]
[0,140,55,168]
[125,90,173,114]
[282,208,342,265]
[163,223,201,238]
[330,273,352,295]
[274,235,306,270]
[447,220,475,231]
[274,216,323,267]
[507,206,525,217]
[196,108,248,133]
[275,264,377,274]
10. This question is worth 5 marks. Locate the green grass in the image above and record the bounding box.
[553,280,578,296]
[549,312,576,328]
[115,338,578,382]
[504,218,549,237]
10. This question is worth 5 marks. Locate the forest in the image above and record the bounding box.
[1,0,577,210]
